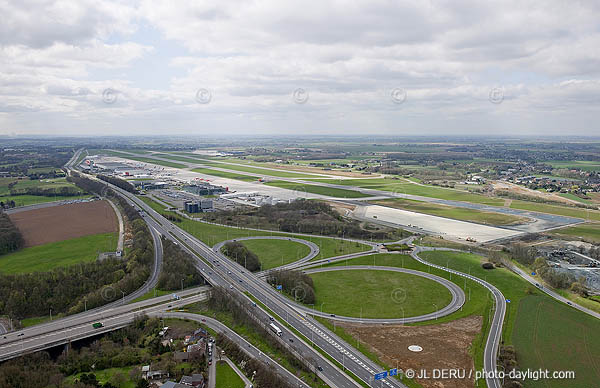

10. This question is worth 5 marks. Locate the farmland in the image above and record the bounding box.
[8,200,118,247]
[308,269,453,319]
[0,177,88,207]
[512,295,600,388]
[0,232,117,274]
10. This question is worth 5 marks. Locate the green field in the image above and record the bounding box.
[64,367,135,388]
[558,193,593,204]
[308,269,453,319]
[178,158,322,179]
[509,200,600,221]
[548,160,600,172]
[0,177,89,206]
[512,296,600,388]
[305,178,505,205]
[215,361,245,388]
[0,232,117,273]
[549,222,600,243]
[236,239,311,270]
[191,167,260,182]
[137,196,371,259]
[265,180,369,198]
[371,198,527,226]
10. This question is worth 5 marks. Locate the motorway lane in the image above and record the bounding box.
[411,247,505,388]
[116,187,404,388]
[0,292,209,362]
[299,265,465,324]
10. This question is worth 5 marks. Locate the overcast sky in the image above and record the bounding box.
[2,0,600,137]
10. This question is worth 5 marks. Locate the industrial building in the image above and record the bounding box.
[184,199,213,213]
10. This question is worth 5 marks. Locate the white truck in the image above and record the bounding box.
[269,323,282,337]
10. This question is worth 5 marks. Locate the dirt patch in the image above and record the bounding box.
[337,316,482,388]
[8,200,118,247]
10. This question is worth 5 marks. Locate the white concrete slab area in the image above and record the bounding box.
[360,205,522,242]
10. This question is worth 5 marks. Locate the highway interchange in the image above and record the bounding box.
[1,148,597,388]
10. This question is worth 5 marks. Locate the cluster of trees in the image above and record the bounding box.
[0,212,23,255]
[510,243,538,266]
[202,199,408,240]
[531,257,576,290]
[218,333,298,388]
[221,241,260,272]
[157,238,204,290]
[208,286,316,388]
[498,345,522,388]
[8,185,83,197]
[97,174,137,193]
[267,269,316,304]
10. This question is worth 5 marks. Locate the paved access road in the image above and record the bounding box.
[411,246,505,388]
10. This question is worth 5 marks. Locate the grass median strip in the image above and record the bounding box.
[265,180,369,198]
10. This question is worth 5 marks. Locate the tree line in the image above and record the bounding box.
[97,174,137,193]
[221,241,261,272]
[267,269,316,305]
[201,199,409,241]
[208,286,318,388]
[0,212,24,255]
[8,185,84,197]
[157,238,205,290]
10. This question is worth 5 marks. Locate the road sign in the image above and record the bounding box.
[506,299,511,303]
[531,272,536,276]
[276,285,282,290]
[374,371,388,380]
[389,368,398,376]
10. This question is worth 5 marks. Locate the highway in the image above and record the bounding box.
[411,246,505,388]
[0,287,210,362]
[1,149,508,388]
[101,177,405,388]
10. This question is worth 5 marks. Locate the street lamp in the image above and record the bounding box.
[121,291,125,305]
[432,303,438,320]
[320,302,325,313]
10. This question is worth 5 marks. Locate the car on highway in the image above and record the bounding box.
[227,271,231,274]
[229,285,233,289]
[289,338,294,343]
[317,366,323,371]
[92,322,104,329]
[567,301,573,306]
[269,316,274,321]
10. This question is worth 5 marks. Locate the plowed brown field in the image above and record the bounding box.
[9,200,118,247]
